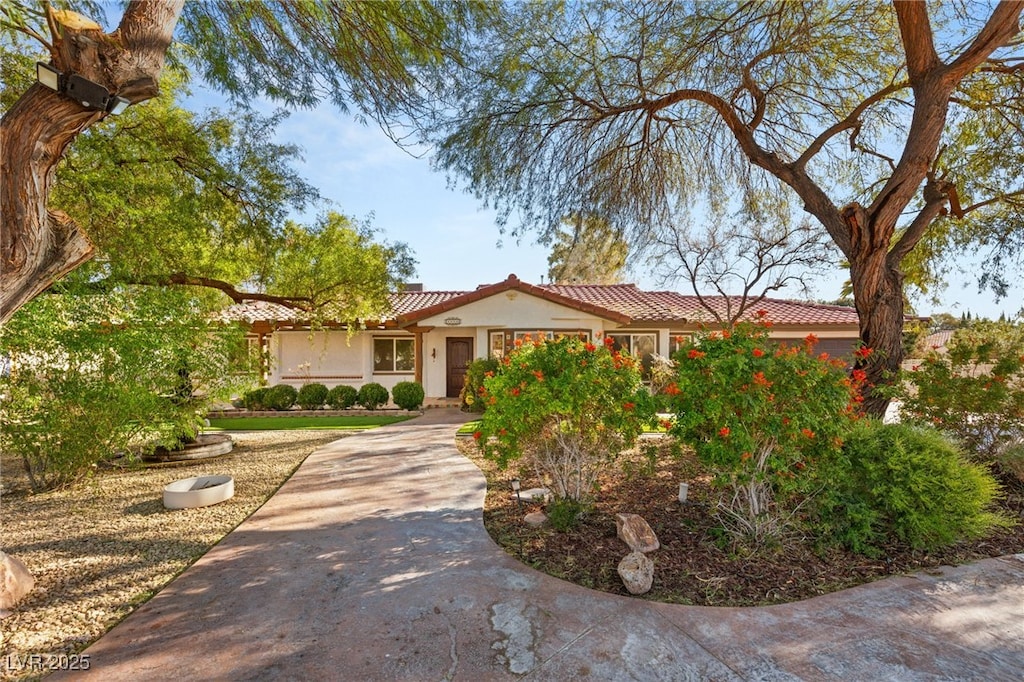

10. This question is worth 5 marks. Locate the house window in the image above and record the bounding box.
[373,337,414,372]
[668,333,691,357]
[490,331,505,359]
[608,333,658,372]
[513,331,556,343]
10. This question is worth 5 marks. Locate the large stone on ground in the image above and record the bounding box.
[617,551,654,595]
[0,551,34,613]
[524,511,547,527]
[615,513,660,553]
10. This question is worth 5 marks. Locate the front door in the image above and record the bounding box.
[446,337,473,398]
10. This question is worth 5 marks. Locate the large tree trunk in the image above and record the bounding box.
[0,0,184,324]
[848,242,906,417]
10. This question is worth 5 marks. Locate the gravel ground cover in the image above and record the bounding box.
[0,431,341,680]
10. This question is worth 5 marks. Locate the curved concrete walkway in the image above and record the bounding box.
[68,409,1023,681]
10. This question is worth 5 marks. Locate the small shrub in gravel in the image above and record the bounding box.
[392,381,425,410]
[358,383,389,410]
[265,384,298,411]
[327,384,358,409]
[296,383,329,410]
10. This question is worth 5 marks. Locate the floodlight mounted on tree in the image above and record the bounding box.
[36,62,130,115]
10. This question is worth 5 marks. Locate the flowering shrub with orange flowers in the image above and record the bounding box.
[666,317,866,543]
[476,334,655,510]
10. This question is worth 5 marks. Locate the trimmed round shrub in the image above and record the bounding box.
[813,420,1010,556]
[327,384,358,409]
[265,383,298,411]
[296,382,329,410]
[358,383,389,410]
[242,387,271,411]
[392,381,425,410]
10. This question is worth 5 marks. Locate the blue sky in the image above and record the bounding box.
[184,83,1021,321]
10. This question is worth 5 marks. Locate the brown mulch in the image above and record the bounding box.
[456,438,1024,607]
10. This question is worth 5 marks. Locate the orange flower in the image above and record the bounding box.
[818,352,830,361]
[532,370,544,381]
[851,369,867,382]
[499,428,508,436]
[688,349,706,359]
[756,309,768,318]
[604,336,616,347]
[510,387,520,396]
[740,452,751,461]
[801,428,815,439]
[659,419,673,430]
[854,346,872,359]
[472,431,482,440]
[753,371,771,387]
[664,382,681,396]
[805,333,819,345]
[718,426,730,437]
[485,371,495,378]
[623,401,635,411]
[752,348,764,358]
[477,386,487,396]
[584,342,596,352]
[721,330,731,339]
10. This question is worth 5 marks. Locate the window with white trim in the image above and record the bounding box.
[373,337,415,372]
[608,333,658,372]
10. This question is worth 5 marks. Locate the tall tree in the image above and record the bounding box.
[1,0,481,322]
[425,1,1024,415]
[547,214,628,284]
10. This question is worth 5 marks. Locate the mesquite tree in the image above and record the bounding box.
[1,0,478,322]
[425,1,1024,415]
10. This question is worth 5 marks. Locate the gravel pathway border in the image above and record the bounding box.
[0,431,342,681]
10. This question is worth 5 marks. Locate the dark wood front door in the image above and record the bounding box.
[446,337,473,398]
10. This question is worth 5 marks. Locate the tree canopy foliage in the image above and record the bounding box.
[546,214,628,284]
[419,0,1024,413]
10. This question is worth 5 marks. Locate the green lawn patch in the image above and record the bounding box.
[207,415,414,431]
[456,420,482,436]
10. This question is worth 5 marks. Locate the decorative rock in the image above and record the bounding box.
[0,551,35,613]
[524,511,547,527]
[617,551,654,595]
[615,513,660,553]
[512,487,551,503]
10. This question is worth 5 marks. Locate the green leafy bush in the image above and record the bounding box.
[296,382,329,410]
[358,382,390,410]
[813,420,1010,555]
[461,357,499,412]
[392,381,425,410]
[265,383,298,410]
[477,334,654,504]
[547,497,587,532]
[666,318,865,544]
[890,320,1024,470]
[0,286,252,491]
[327,384,358,409]
[242,387,271,411]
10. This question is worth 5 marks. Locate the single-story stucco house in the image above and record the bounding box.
[225,274,863,405]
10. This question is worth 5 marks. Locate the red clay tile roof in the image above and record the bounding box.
[221,275,861,327]
[395,274,633,325]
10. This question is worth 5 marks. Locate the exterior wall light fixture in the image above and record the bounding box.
[36,62,130,115]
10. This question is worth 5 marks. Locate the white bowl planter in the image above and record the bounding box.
[163,475,234,509]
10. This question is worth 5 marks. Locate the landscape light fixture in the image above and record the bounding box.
[36,61,130,115]
[511,478,522,510]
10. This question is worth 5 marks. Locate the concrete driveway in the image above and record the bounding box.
[65,409,1024,681]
